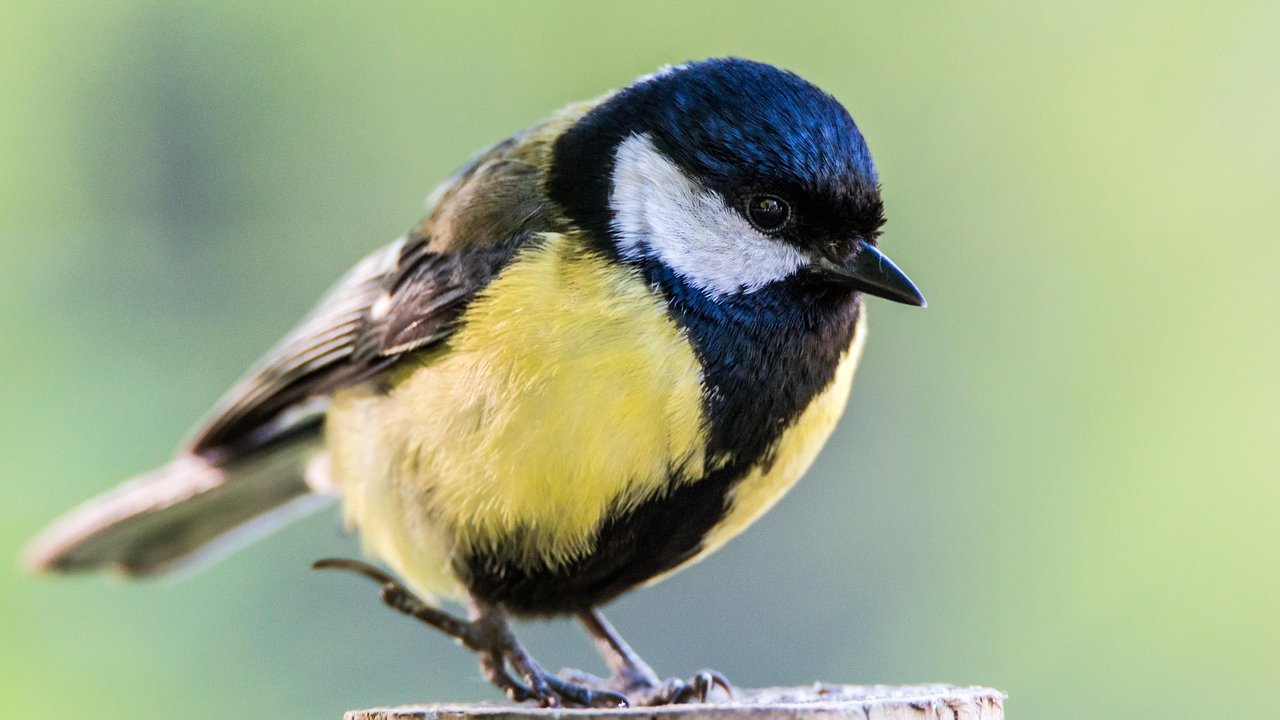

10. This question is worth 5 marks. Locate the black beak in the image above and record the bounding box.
[815,241,926,307]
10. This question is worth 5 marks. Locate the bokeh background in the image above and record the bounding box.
[4,2,1278,718]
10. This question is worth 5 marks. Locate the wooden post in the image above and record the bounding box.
[346,684,1005,720]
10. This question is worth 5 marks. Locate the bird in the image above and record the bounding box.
[26,58,926,708]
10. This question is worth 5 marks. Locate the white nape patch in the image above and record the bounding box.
[609,134,806,298]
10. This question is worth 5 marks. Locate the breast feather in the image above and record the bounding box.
[340,233,709,585]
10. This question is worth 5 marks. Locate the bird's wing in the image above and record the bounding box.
[186,143,554,457]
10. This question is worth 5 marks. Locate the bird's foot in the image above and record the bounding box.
[653,669,734,704]
[472,612,628,709]
[312,558,627,709]
[558,666,733,706]
[571,607,732,706]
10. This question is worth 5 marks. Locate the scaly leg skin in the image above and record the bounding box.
[312,558,628,709]
[569,608,733,705]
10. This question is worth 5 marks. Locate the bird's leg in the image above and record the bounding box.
[574,608,661,693]
[312,558,627,709]
[574,608,733,705]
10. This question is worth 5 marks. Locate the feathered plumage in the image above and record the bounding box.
[27,59,924,708]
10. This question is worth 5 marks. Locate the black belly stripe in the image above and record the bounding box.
[462,267,861,615]
[463,467,740,615]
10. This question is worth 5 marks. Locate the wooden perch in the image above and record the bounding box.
[346,684,1005,720]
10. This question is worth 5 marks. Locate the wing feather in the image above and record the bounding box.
[184,124,562,457]
[186,237,407,454]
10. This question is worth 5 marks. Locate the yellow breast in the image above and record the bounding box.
[325,232,708,599]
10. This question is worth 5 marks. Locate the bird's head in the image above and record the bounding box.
[548,58,925,307]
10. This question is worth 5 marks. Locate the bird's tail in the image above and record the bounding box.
[25,430,332,577]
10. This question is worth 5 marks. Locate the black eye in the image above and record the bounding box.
[746,194,790,233]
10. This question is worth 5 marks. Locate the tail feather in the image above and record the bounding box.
[26,433,330,576]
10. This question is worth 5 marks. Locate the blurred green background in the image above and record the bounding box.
[4,2,1278,718]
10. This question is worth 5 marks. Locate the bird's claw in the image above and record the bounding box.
[657,669,733,704]
[541,674,630,708]
[558,666,732,706]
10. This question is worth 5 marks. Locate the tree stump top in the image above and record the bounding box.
[346,684,1005,720]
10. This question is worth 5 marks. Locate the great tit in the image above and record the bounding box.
[27,58,925,707]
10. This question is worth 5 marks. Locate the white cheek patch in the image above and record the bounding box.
[609,134,807,298]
